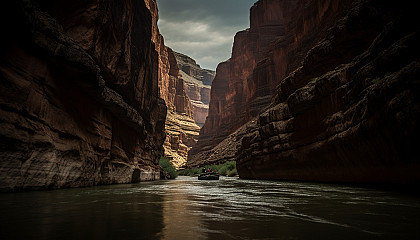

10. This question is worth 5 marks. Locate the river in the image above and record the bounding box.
[1,176,419,239]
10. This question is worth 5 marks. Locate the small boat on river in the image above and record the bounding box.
[198,172,219,180]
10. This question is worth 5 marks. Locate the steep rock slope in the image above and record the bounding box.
[0,0,166,191]
[163,49,201,168]
[237,0,420,184]
[188,0,300,166]
[190,0,420,184]
[146,0,200,168]
[174,52,215,127]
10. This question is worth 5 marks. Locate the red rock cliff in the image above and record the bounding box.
[237,0,420,184]
[0,0,166,191]
[191,0,420,184]
[188,0,295,166]
[174,52,215,127]
[187,61,231,165]
[146,0,200,168]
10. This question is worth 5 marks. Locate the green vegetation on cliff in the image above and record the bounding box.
[159,157,178,179]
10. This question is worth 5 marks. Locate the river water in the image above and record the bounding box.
[1,176,419,240]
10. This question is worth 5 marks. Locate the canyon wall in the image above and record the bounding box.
[146,0,201,168]
[174,52,215,127]
[188,0,299,166]
[162,49,201,168]
[0,0,166,191]
[189,0,420,184]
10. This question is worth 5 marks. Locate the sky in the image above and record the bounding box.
[157,0,257,70]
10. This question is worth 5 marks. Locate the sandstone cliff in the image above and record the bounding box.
[162,49,201,168]
[174,52,215,127]
[189,0,420,184]
[0,0,166,191]
[237,0,420,184]
[146,0,200,168]
[188,0,293,166]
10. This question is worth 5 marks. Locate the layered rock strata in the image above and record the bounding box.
[187,61,232,166]
[163,49,201,168]
[191,0,420,184]
[188,0,297,166]
[174,52,215,127]
[0,0,166,191]
[236,0,420,184]
[146,0,200,168]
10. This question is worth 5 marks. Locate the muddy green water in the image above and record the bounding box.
[1,176,419,239]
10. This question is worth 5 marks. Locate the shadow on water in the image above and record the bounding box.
[0,183,165,240]
[1,176,420,239]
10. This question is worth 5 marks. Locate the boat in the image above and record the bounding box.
[198,172,219,180]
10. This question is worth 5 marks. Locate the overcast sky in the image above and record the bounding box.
[157,0,257,70]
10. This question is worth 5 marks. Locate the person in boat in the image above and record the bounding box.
[208,168,212,173]
[202,168,206,173]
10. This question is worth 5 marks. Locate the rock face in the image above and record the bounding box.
[237,0,420,184]
[174,52,215,127]
[146,0,201,168]
[190,0,420,185]
[187,61,232,166]
[0,0,166,191]
[188,0,292,166]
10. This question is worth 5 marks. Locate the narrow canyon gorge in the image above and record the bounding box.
[0,0,419,192]
[147,0,214,169]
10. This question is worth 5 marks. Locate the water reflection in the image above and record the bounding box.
[1,176,420,239]
[159,179,205,240]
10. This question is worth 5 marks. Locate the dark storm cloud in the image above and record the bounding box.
[157,0,257,70]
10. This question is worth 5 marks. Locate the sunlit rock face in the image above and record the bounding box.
[190,0,420,184]
[0,0,166,191]
[145,0,200,169]
[161,47,200,168]
[174,52,215,127]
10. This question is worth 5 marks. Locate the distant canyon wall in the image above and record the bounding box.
[189,0,295,166]
[0,0,166,191]
[160,51,214,168]
[146,0,201,168]
[189,0,420,184]
[174,52,215,127]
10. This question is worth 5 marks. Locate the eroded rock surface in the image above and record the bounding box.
[174,52,215,127]
[189,0,420,184]
[0,0,166,191]
[146,0,201,168]
[237,0,420,184]
[188,0,293,166]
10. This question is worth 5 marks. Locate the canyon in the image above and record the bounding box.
[0,0,168,191]
[148,0,214,168]
[160,51,214,168]
[0,0,213,191]
[174,52,215,128]
[147,0,203,169]
[0,0,419,191]
[188,0,420,184]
